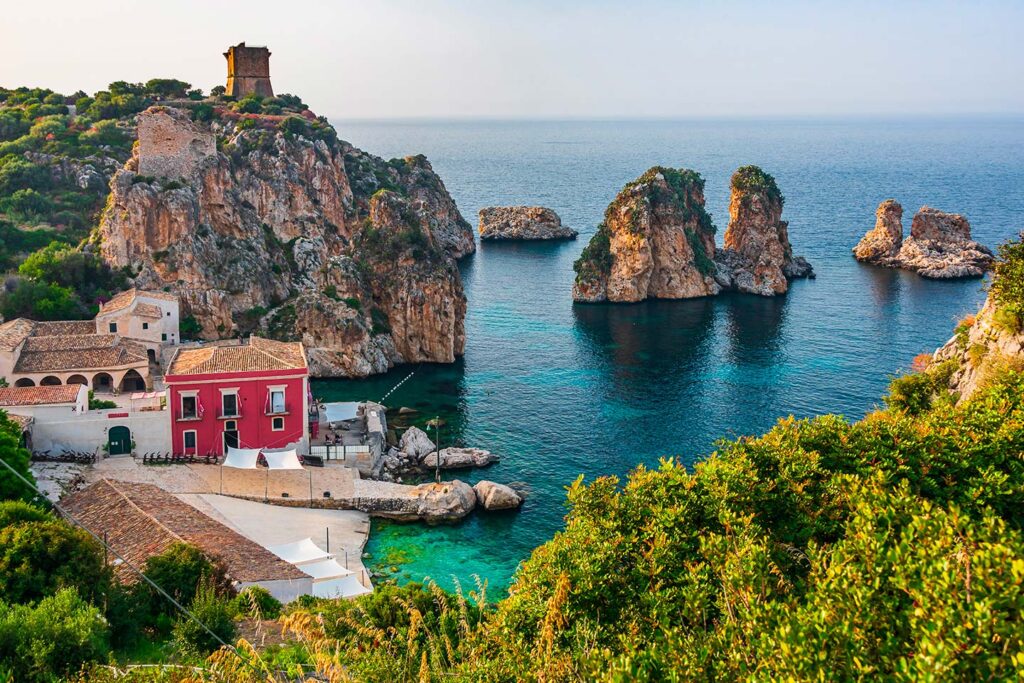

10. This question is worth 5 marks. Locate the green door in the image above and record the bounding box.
[108,426,132,456]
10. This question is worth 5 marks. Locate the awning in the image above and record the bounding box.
[222,446,261,469]
[299,558,352,581]
[130,391,163,400]
[264,448,303,470]
[312,574,372,599]
[266,538,331,565]
[324,402,360,424]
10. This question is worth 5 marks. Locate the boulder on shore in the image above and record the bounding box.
[853,202,994,279]
[478,206,578,241]
[410,480,477,521]
[473,480,523,510]
[422,447,498,469]
[399,427,435,459]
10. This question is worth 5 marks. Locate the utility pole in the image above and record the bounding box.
[434,416,441,484]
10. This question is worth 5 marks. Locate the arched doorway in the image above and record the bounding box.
[14,378,35,387]
[108,425,132,456]
[93,373,114,393]
[66,374,88,385]
[147,349,157,364]
[120,369,146,393]
[40,376,61,386]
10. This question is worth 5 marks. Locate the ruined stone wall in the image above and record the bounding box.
[136,108,216,180]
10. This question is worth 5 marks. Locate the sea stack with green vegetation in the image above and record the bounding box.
[572,164,813,302]
[572,166,720,302]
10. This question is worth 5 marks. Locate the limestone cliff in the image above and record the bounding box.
[572,165,812,303]
[853,202,993,279]
[98,106,473,376]
[719,165,814,296]
[571,167,719,303]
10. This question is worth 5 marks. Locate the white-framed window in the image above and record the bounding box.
[272,416,284,431]
[180,392,198,420]
[268,387,286,414]
[220,389,239,418]
[183,430,197,451]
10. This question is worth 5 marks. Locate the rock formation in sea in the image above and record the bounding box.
[718,165,814,296]
[478,206,578,241]
[98,106,474,377]
[853,201,993,279]
[473,480,523,510]
[572,165,813,303]
[376,425,498,481]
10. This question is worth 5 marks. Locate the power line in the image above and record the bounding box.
[0,455,270,679]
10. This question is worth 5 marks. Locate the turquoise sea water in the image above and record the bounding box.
[317,118,1024,594]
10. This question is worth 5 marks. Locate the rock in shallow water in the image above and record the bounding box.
[478,206,578,241]
[473,480,523,510]
[399,426,436,458]
[422,447,498,469]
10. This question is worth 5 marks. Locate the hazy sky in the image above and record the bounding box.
[3,1,1022,119]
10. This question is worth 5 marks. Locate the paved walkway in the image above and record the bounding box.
[177,494,372,587]
[88,457,356,500]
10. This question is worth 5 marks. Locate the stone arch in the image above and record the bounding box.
[120,369,146,393]
[93,373,114,393]
[14,378,35,387]
[40,376,62,386]
[66,374,89,385]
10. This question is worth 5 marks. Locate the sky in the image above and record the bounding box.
[2,0,1022,119]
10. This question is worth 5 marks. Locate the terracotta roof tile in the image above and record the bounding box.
[32,320,98,336]
[168,336,306,376]
[0,319,36,351]
[60,480,308,583]
[98,288,178,316]
[14,334,148,373]
[133,302,164,319]
[5,413,34,429]
[0,385,82,406]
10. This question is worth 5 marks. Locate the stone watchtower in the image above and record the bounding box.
[224,42,274,98]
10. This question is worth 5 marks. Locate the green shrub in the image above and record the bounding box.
[884,359,956,414]
[233,585,281,620]
[573,223,612,281]
[0,516,111,605]
[731,164,785,205]
[0,413,34,504]
[0,588,110,682]
[179,315,203,340]
[132,542,233,626]
[87,390,117,410]
[0,500,46,527]
[990,236,1024,331]
[171,579,237,657]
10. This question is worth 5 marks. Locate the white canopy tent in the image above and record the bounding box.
[312,574,372,599]
[264,448,303,470]
[222,447,262,469]
[267,538,332,565]
[299,558,352,581]
[324,401,360,425]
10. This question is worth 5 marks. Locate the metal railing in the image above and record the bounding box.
[309,444,370,461]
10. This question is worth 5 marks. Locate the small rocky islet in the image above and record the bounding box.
[478,206,578,241]
[572,164,814,303]
[852,200,994,278]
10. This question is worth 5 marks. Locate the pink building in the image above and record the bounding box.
[164,336,310,456]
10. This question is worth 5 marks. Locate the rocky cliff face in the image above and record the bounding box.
[931,298,1023,402]
[853,202,993,278]
[719,165,813,296]
[572,167,720,303]
[572,165,812,303]
[478,206,578,240]
[98,106,473,376]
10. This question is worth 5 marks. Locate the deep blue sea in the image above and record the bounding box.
[318,118,1024,595]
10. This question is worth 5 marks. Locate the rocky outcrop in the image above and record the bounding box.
[422,447,498,470]
[98,106,474,376]
[853,199,903,262]
[478,206,578,241]
[719,166,813,295]
[399,426,436,459]
[353,479,477,522]
[853,202,993,279]
[572,167,720,303]
[572,165,812,303]
[932,298,1024,403]
[473,480,523,511]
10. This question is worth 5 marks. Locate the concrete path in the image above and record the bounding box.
[177,493,372,586]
